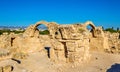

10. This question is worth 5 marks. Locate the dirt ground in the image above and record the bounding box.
[0,51,120,72]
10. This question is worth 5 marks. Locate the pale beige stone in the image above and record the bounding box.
[3,65,12,72]
[0,20,119,64]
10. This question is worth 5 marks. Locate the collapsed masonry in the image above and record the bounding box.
[0,20,117,63]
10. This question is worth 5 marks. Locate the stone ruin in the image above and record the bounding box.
[0,20,119,64]
[105,32,120,53]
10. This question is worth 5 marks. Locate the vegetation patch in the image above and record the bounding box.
[78,28,85,33]
[105,27,120,33]
[39,30,49,35]
[0,29,24,35]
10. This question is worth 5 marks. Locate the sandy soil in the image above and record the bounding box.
[0,51,120,72]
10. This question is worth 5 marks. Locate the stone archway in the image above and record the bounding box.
[33,21,59,39]
[23,21,49,37]
[84,21,96,30]
[83,21,96,37]
[34,21,49,29]
[23,21,59,38]
[32,21,50,37]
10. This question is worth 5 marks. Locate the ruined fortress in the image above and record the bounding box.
[0,21,120,64]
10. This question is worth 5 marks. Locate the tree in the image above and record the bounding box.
[112,27,114,30]
[39,30,49,35]
[117,27,119,31]
[102,26,104,30]
[105,28,117,33]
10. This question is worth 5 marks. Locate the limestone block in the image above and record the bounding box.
[67,52,75,62]
[13,37,43,53]
[59,25,82,39]
[51,39,64,51]
[57,50,66,62]
[76,46,85,53]
[66,42,76,52]
[50,48,57,62]
[3,65,12,72]
[0,35,11,49]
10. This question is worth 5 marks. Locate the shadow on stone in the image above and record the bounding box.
[11,58,21,64]
[11,66,14,71]
[107,63,120,72]
[45,47,50,58]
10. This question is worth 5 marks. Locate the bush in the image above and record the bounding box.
[12,30,24,34]
[105,28,117,33]
[0,29,24,35]
[78,28,85,33]
[39,30,49,35]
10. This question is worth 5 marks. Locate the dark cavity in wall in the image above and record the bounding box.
[11,37,15,46]
[62,42,68,58]
[45,47,50,58]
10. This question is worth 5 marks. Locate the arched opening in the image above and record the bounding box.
[87,25,93,32]
[37,24,49,35]
[86,24,95,37]
[35,23,51,58]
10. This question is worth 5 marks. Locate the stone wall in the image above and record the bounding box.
[55,24,91,63]
[105,32,120,53]
[0,20,118,64]
[89,27,109,52]
[0,65,13,72]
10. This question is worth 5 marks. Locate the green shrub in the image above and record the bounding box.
[0,29,24,35]
[78,28,85,33]
[105,28,117,33]
[39,30,49,35]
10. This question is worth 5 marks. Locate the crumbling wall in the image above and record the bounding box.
[13,36,43,53]
[0,20,112,64]
[89,27,109,52]
[0,21,92,63]
[55,24,91,63]
[0,65,13,72]
[105,32,120,53]
[0,34,11,49]
[23,21,92,63]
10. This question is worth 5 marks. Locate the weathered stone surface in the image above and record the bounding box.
[0,67,2,72]
[3,65,13,72]
[1,20,119,64]
[13,36,43,53]
[0,34,11,49]
[105,32,120,54]
[0,65,13,72]
[89,27,109,52]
